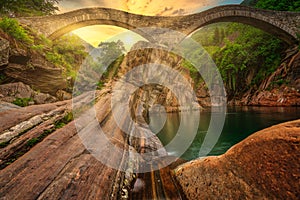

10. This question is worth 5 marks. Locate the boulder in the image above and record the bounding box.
[0,82,32,99]
[174,120,300,199]
[0,82,57,105]
[56,89,72,101]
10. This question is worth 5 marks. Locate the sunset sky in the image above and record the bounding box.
[58,0,243,47]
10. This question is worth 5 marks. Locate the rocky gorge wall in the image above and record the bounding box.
[0,33,67,95]
[110,41,200,115]
[229,46,300,106]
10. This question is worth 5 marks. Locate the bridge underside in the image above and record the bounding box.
[193,16,298,45]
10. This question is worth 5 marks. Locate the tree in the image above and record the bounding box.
[97,40,126,69]
[213,27,220,45]
[0,0,61,17]
[255,0,300,11]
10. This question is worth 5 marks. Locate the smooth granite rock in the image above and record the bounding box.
[174,119,300,200]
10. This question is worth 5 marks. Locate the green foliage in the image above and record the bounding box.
[182,59,202,86]
[241,0,259,6]
[0,17,87,83]
[191,22,283,98]
[0,73,6,84]
[12,98,33,107]
[26,138,39,148]
[0,17,33,44]
[0,141,10,148]
[44,35,88,79]
[193,24,228,47]
[54,112,73,129]
[94,40,125,71]
[217,24,282,87]
[97,81,105,90]
[255,0,300,11]
[96,55,124,90]
[30,44,45,52]
[86,41,125,90]
[0,0,61,17]
[0,113,73,169]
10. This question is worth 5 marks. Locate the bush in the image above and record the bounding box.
[54,112,73,129]
[0,17,33,44]
[45,35,88,79]
[26,138,39,148]
[12,98,33,107]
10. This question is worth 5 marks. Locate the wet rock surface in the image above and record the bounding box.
[174,119,300,200]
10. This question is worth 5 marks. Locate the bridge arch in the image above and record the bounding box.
[180,5,300,45]
[49,20,138,40]
[17,5,300,45]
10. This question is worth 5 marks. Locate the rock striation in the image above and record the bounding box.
[0,37,9,67]
[0,32,67,95]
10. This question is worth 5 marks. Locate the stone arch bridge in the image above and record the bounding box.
[17,5,300,45]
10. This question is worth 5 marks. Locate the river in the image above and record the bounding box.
[149,106,300,160]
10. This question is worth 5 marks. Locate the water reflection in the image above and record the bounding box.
[150,106,300,160]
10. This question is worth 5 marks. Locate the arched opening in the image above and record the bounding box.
[186,16,297,45]
[67,24,147,49]
[186,21,289,100]
[48,20,154,43]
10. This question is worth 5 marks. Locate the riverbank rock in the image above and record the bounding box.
[0,82,57,104]
[174,119,300,199]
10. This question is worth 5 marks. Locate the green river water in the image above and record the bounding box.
[149,106,300,160]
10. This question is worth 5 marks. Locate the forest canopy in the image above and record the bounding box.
[242,0,300,11]
[0,0,61,17]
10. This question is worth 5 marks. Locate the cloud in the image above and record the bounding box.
[58,0,221,15]
[123,0,222,15]
[58,0,108,12]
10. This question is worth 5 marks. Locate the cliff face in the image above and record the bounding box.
[230,46,300,106]
[112,41,200,114]
[0,32,67,95]
[174,119,300,199]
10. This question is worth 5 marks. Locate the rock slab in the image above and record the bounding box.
[174,119,300,200]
